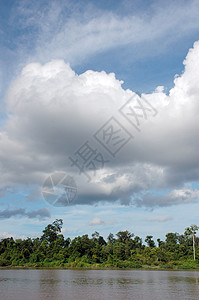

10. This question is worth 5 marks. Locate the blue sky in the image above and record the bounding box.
[0,0,199,243]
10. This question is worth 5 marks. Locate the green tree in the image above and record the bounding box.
[41,219,63,244]
[157,238,165,250]
[133,236,143,250]
[116,230,134,244]
[145,235,155,248]
[107,233,115,245]
[2,219,199,268]
[184,225,199,260]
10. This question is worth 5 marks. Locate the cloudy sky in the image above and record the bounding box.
[0,0,199,243]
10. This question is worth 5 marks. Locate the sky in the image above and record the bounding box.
[0,0,199,244]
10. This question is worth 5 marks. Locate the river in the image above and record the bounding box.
[0,269,199,299]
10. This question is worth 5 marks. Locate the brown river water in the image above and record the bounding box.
[0,269,199,299]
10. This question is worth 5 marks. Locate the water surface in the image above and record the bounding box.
[0,269,199,299]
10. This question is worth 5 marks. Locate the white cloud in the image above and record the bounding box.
[6,0,199,67]
[88,217,117,226]
[0,232,26,240]
[147,215,173,222]
[0,41,199,207]
[89,217,105,226]
[61,227,68,234]
[134,189,199,208]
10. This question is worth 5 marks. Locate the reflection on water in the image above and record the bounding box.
[0,269,199,300]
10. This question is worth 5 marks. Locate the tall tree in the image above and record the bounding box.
[184,225,199,260]
[145,235,155,248]
[116,230,134,244]
[41,219,63,244]
[107,233,115,245]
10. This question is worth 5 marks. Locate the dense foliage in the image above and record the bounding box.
[1,220,199,269]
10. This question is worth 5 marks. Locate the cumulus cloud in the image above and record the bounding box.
[0,41,199,207]
[0,208,50,219]
[134,189,199,208]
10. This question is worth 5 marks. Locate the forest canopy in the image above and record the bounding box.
[0,220,199,269]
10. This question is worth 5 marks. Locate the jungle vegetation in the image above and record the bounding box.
[0,219,199,269]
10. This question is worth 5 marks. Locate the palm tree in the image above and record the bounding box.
[184,225,199,260]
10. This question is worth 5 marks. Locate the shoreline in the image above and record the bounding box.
[1,265,199,271]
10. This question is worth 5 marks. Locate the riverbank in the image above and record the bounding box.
[1,264,199,271]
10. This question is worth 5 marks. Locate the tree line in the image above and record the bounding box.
[0,219,199,269]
